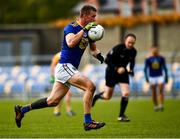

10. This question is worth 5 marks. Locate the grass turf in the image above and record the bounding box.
[0,98,180,138]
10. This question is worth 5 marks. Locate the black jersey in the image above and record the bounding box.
[105,44,137,71]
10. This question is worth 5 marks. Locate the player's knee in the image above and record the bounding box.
[86,82,96,93]
[122,92,130,97]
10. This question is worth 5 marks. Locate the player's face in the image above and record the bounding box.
[84,11,97,25]
[125,36,136,49]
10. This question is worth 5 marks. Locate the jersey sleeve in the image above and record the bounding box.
[161,57,168,77]
[129,49,137,71]
[144,58,149,81]
[64,24,75,35]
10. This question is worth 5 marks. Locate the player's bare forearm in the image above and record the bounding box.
[66,30,84,48]
[90,44,104,64]
[89,43,100,57]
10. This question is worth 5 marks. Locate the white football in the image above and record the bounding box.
[88,24,105,41]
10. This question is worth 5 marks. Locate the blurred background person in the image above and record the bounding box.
[92,33,137,122]
[144,47,168,112]
[50,52,76,116]
[128,0,147,15]
[151,0,179,15]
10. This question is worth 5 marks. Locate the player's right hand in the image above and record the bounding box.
[128,70,134,77]
[83,22,97,31]
[117,67,126,74]
[49,75,55,84]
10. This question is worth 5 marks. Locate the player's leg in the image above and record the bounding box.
[92,86,114,107]
[68,73,105,130]
[102,86,114,99]
[158,83,164,111]
[118,83,130,122]
[151,84,158,111]
[65,90,76,116]
[15,82,69,128]
[92,67,115,107]
[53,102,62,116]
[149,77,159,111]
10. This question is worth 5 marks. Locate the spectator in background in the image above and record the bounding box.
[151,0,179,15]
[128,0,147,15]
[50,52,75,116]
[144,47,168,111]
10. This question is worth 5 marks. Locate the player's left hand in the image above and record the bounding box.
[128,70,134,77]
[49,75,55,84]
[96,53,104,64]
[83,22,97,31]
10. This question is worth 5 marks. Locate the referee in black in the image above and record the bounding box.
[92,33,137,122]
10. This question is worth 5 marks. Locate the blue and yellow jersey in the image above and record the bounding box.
[60,21,89,69]
[144,56,168,77]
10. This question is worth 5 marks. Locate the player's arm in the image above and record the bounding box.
[105,48,126,74]
[162,57,168,83]
[105,46,119,69]
[66,31,84,48]
[89,42,104,64]
[144,59,149,83]
[66,22,97,48]
[50,53,60,83]
[50,55,59,75]
[128,50,137,76]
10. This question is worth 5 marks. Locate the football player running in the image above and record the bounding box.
[14,4,105,131]
[92,33,137,122]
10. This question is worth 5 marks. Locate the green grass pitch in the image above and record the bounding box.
[0,98,180,138]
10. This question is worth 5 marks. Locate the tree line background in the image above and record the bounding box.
[0,0,80,24]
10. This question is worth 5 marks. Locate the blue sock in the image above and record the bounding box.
[21,105,31,114]
[84,113,92,124]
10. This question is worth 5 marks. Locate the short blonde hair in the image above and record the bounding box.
[80,5,97,17]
